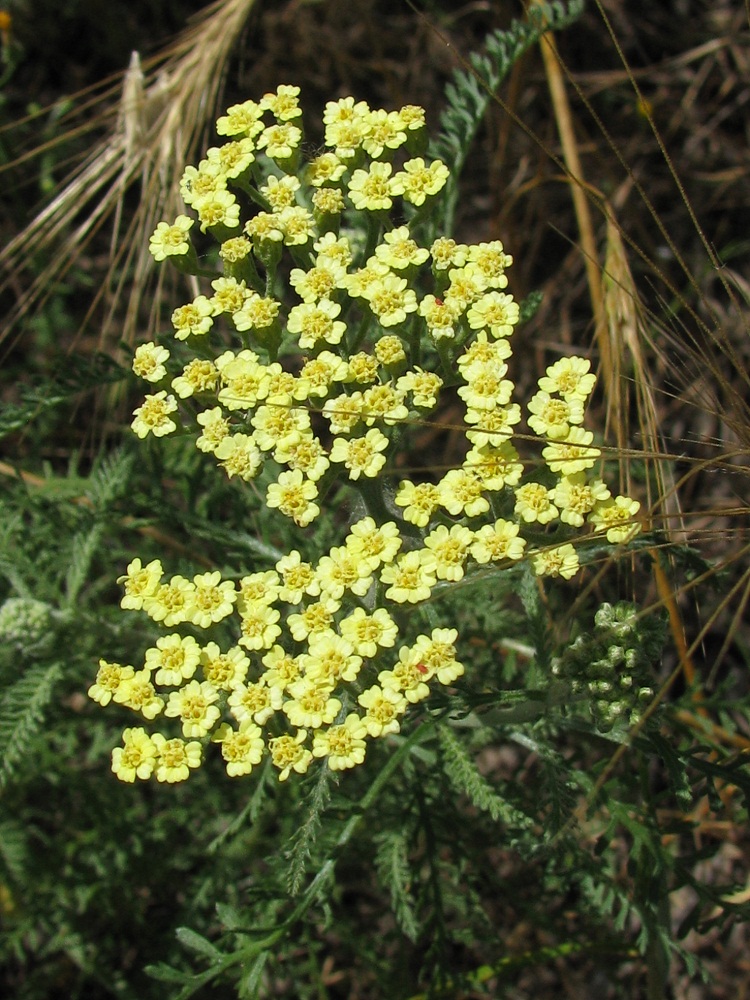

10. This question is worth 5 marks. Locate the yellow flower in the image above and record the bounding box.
[531,543,580,580]
[375,335,407,368]
[143,575,195,627]
[145,633,201,686]
[210,277,251,317]
[117,557,163,610]
[237,603,282,651]
[357,685,407,737]
[212,721,265,777]
[340,607,399,657]
[457,364,514,411]
[113,669,164,720]
[344,517,402,571]
[329,428,389,480]
[365,272,418,327]
[380,550,436,604]
[375,226,429,270]
[466,291,519,337]
[219,236,253,263]
[196,189,241,233]
[237,570,282,611]
[430,237,469,270]
[303,633,362,685]
[361,108,408,158]
[470,519,526,564]
[527,391,584,441]
[260,84,302,121]
[257,122,302,160]
[269,730,312,781]
[152,734,202,783]
[266,469,320,528]
[466,241,512,287]
[149,215,193,261]
[186,571,237,628]
[305,151,348,186]
[538,356,596,401]
[464,442,524,490]
[111,727,157,782]
[283,679,341,729]
[171,296,214,340]
[171,359,218,399]
[553,473,610,527]
[261,646,303,692]
[287,299,346,349]
[437,468,489,518]
[287,597,340,641]
[378,645,432,703]
[200,643,250,690]
[233,293,280,333]
[414,628,463,685]
[228,680,283,726]
[275,550,321,604]
[347,162,395,211]
[214,433,263,482]
[88,660,134,706]
[132,342,169,382]
[542,428,601,476]
[513,482,559,525]
[316,545,373,600]
[393,479,440,527]
[216,100,264,137]
[397,368,443,409]
[205,138,255,179]
[589,495,641,543]
[131,391,178,439]
[165,680,221,738]
[312,713,368,771]
[196,407,231,453]
[390,157,449,205]
[421,524,474,582]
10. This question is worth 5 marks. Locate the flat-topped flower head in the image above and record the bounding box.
[96,84,646,787]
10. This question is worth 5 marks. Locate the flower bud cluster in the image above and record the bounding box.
[551,602,664,732]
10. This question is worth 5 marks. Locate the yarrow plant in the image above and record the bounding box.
[90,85,642,784]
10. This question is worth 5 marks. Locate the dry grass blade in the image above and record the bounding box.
[0,0,259,355]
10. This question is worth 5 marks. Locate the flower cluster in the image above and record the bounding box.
[92,86,642,783]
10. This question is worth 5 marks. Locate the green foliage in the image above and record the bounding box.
[0,352,126,441]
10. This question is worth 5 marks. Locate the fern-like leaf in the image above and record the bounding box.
[374,829,419,941]
[0,662,64,789]
[0,352,126,440]
[437,724,533,831]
